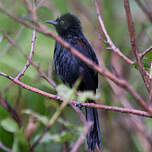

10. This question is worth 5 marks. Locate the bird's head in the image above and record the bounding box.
[45,13,82,36]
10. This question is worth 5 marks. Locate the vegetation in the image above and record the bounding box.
[0,0,152,152]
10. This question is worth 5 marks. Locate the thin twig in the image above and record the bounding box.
[14,87,22,109]
[24,0,37,22]
[108,71,152,150]
[0,141,11,152]
[15,27,36,80]
[2,32,56,89]
[124,0,151,93]
[139,46,152,60]
[0,4,150,113]
[94,0,133,65]
[25,115,39,140]
[135,0,152,23]
[0,71,152,118]
[0,2,151,111]
[145,0,152,11]
[70,122,92,152]
[0,93,22,128]
[70,104,86,124]
[0,26,24,57]
[31,79,79,149]
[36,0,46,10]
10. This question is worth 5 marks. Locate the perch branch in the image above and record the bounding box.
[124,0,151,93]
[94,0,134,65]
[0,3,150,112]
[0,71,152,118]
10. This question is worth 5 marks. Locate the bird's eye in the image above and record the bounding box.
[60,20,64,25]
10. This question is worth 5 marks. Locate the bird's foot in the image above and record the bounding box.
[75,101,83,110]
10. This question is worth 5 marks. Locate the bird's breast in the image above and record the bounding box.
[54,46,79,87]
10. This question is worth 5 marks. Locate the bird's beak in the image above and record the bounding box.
[45,20,58,26]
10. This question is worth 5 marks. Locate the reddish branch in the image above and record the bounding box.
[0,71,152,118]
[135,0,152,23]
[3,31,56,89]
[15,27,36,80]
[0,26,24,57]
[0,94,22,128]
[70,104,86,124]
[108,67,152,146]
[124,0,151,93]
[94,0,133,65]
[0,3,151,113]
[140,46,152,60]
[0,141,11,152]
[70,122,92,152]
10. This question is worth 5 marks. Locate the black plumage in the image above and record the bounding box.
[46,13,102,151]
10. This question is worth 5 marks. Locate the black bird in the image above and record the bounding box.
[46,13,102,151]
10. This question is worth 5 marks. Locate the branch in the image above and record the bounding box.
[36,0,46,10]
[139,46,152,60]
[0,4,151,113]
[70,104,86,124]
[108,66,152,146]
[70,122,92,152]
[24,0,37,23]
[135,0,152,23]
[31,78,79,149]
[94,0,134,65]
[124,0,151,93]
[0,94,22,128]
[0,26,24,57]
[15,0,37,80]
[0,71,152,118]
[15,27,36,80]
[0,141,11,152]
[2,31,56,89]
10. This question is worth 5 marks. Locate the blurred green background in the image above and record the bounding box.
[0,0,152,152]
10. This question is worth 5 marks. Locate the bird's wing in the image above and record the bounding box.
[73,37,99,91]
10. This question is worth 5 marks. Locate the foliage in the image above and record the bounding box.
[0,0,152,152]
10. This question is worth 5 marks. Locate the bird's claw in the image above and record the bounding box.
[75,101,83,110]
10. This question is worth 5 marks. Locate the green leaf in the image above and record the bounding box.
[1,118,19,133]
[56,84,73,100]
[145,51,152,58]
[22,109,49,125]
[132,60,150,71]
[143,57,152,62]
[57,118,75,129]
[13,129,30,152]
[132,62,138,69]
[38,132,72,144]
[143,61,150,70]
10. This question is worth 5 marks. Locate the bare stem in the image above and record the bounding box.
[15,27,36,80]
[0,3,150,112]
[0,71,151,118]
[94,0,133,65]
[70,122,92,152]
[124,0,151,93]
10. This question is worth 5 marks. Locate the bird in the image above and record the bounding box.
[46,13,102,151]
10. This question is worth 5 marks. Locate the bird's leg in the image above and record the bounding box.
[75,100,83,110]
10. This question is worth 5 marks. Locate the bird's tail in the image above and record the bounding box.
[85,100,102,151]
